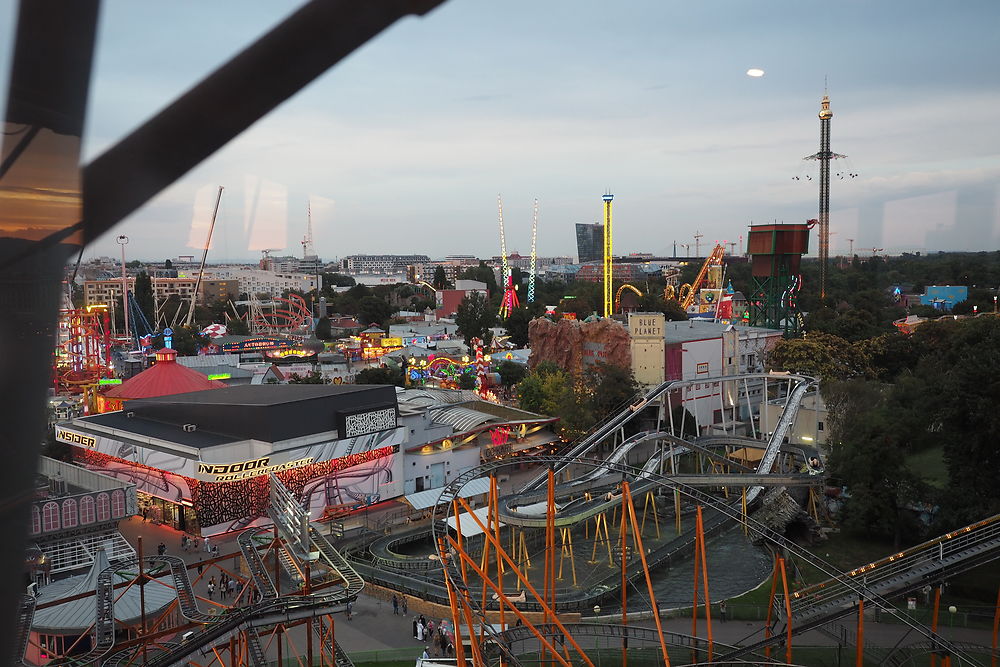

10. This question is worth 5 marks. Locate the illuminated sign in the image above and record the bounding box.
[221,338,296,353]
[98,378,123,385]
[381,337,403,348]
[207,373,231,380]
[56,428,96,448]
[197,456,315,482]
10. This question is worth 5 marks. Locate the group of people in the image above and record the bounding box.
[413,614,455,657]
[155,542,167,556]
[206,573,238,601]
[391,594,408,615]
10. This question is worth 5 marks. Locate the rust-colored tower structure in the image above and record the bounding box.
[747,222,811,336]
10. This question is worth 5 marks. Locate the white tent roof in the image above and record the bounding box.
[445,505,504,538]
[405,477,491,511]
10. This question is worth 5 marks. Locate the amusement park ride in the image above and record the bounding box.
[24,372,1000,666]
[496,195,539,319]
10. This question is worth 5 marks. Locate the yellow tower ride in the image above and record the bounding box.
[602,193,614,317]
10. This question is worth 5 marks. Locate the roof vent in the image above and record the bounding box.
[183,424,197,432]
[126,411,135,418]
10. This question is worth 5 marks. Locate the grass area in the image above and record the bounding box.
[906,445,949,489]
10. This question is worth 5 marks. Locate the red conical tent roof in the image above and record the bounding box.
[104,348,226,399]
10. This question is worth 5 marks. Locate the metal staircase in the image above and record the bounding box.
[238,527,277,599]
[15,594,35,665]
[245,625,268,667]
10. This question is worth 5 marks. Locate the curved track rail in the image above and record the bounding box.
[90,528,362,666]
[431,457,985,667]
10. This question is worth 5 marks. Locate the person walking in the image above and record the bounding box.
[207,580,215,600]
[392,594,399,615]
[412,617,418,638]
[401,595,408,615]
[720,600,728,622]
[203,536,211,554]
[228,577,236,600]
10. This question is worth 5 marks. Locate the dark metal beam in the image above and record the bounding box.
[0,3,100,664]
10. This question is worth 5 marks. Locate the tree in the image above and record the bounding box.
[226,317,250,335]
[455,291,496,348]
[152,325,207,355]
[766,332,871,381]
[458,372,477,390]
[321,272,356,288]
[432,265,451,290]
[357,295,393,327]
[584,363,639,422]
[457,261,499,295]
[661,298,688,321]
[826,391,926,547]
[503,304,542,347]
[126,259,143,269]
[134,271,155,326]
[288,370,326,384]
[497,360,527,387]
[356,366,404,387]
[164,259,173,269]
[315,316,332,340]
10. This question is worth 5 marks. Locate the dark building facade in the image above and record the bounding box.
[575,223,604,263]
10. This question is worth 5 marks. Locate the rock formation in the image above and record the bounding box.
[527,317,631,374]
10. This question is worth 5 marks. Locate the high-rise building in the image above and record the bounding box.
[575,223,603,263]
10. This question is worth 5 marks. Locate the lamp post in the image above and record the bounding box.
[593,605,602,667]
[117,235,130,346]
[948,605,957,627]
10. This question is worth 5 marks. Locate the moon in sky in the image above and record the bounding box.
[746,68,765,78]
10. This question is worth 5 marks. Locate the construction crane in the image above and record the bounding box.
[680,243,725,311]
[186,185,224,326]
[527,198,538,303]
[301,200,315,259]
[259,248,281,271]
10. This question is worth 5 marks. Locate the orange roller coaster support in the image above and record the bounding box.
[446,535,579,667]
[778,556,794,666]
[623,482,672,666]
[454,496,596,667]
[856,597,865,667]
[696,506,714,662]
[439,537,468,667]
[932,585,942,667]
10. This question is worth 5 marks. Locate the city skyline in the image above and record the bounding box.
[2,0,997,261]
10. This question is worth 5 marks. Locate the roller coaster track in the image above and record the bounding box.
[488,622,742,657]
[432,457,986,667]
[90,528,363,667]
[501,375,814,531]
[523,373,814,494]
